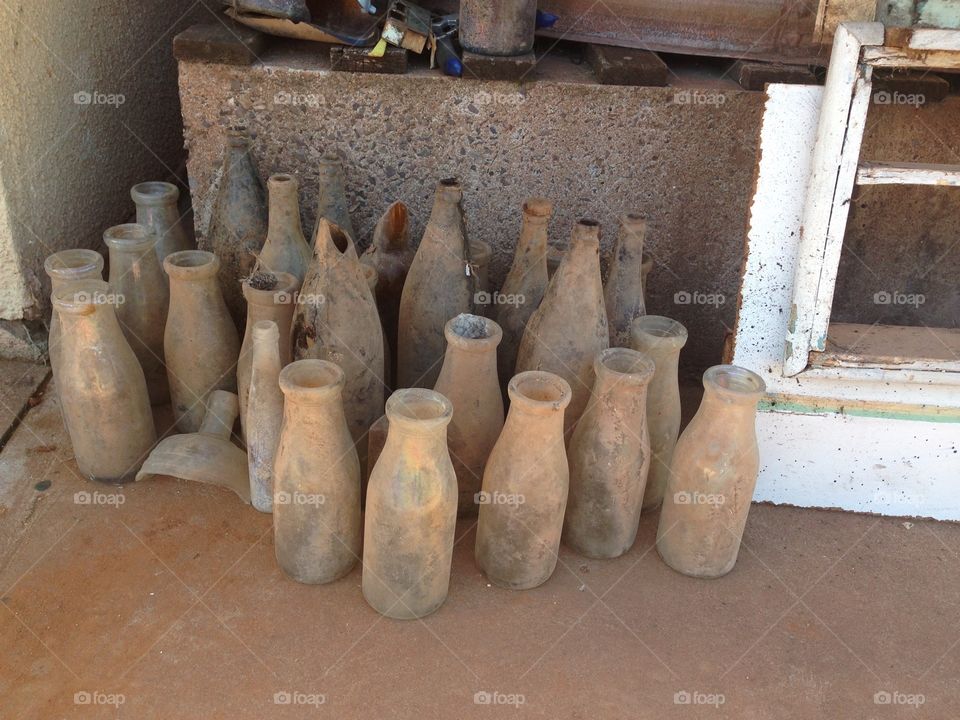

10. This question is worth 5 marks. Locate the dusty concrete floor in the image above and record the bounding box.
[2,369,959,719]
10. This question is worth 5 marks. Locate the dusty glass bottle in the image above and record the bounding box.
[246,321,284,513]
[433,314,504,516]
[397,179,473,389]
[312,152,356,247]
[495,198,552,396]
[657,365,766,578]
[45,249,104,382]
[292,219,385,473]
[237,270,298,437]
[363,389,457,619]
[515,219,608,440]
[459,0,537,55]
[631,316,687,511]
[564,349,654,558]
[604,213,647,347]
[475,371,571,590]
[130,181,193,263]
[273,359,361,583]
[259,173,312,284]
[53,280,156,482]
[164,250,241,433]
[361,201,413,385]
[104,224,170,405]
[206,130,268,327]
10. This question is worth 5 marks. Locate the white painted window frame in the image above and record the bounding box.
[783,22,960,381]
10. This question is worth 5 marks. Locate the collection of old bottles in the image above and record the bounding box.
[49,135,766,622]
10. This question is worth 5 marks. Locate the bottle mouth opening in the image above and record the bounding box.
[164,250,218,277]
[44,249,104,279]
[319,151,341,164]
[243,271,298,302]
[269,173,295,185]
[704,365,766,397]
[439,177,460,188]
[386,389,453,428]
[130,181,179,205]
[577,218,600,228]
[251,320,280,343]
[523,198,553,218]
[103,223,155,250]
[632,315,688,342]
[279,360,344,398]
[596,348,655,383]
[445,313,502,350]
[226,130,251,147]
[508,371,572,412]
[623,212,646,223]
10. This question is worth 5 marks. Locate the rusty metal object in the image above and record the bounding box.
[536,0,826,64]
[460,0,537,56]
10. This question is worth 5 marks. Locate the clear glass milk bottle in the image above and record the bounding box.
[564,348,654,559]
[475,371,572,590]
[52,280,156,482]
[273,360,362,584]
[363,389,458,619]
[130,181,193,262]
[657,365,766,579]
[104,223,170,405]
[631,316,688,511]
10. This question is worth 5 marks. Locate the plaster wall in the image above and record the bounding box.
[0,0,215,330]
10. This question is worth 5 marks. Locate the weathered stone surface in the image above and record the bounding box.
[461,50,537,81]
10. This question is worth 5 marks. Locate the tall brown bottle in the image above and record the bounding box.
[495,198,552,396]
[363,389,458,619]
[259,174,312,284]
[433,314,504,516]
[604,213,647,347]
[564,348,654,559]
[475,371,571,589]
[361,201,413,384]
[104,224,169,405]
[237,271,299,438]
[52,280,156,482]
[273,360,362,584]
[312,152,357,248]
[164,251,241,433]
[205,130,268,328]
[515,219,609,439]
[292,219,385,472]
[397,179,474,389]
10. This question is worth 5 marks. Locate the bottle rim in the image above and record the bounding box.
[444,313,502,353]
[279,359,345,402]
[703,364,766,399]
[385,388,453,431]
[508,371,572,414]
[44,249,104,280]
[130,181,179,207]
[103,223,157,251]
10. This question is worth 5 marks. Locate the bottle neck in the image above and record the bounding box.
[384,421,449,456]
[57,303,122,344]
[267,182,303,241]
[698,387,760,422]
[515,215,549,268]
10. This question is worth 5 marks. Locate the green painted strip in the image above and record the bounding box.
[760,398,960,423]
